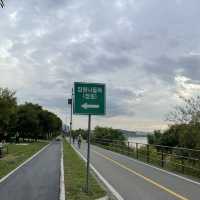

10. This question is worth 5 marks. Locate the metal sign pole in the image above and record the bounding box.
[73,82,106,193]
[69,106,72,144]
[86,114,91,193]
[70,97,72,144]
[69,88,73,144]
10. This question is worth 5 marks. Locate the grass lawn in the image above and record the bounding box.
[63,139,106,200]
[0,141,48,179]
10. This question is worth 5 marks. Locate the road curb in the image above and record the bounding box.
[0,142,50,184]
[60,140,65,200]
[68,139,124,200]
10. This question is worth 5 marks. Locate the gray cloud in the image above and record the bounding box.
[1,0,200,130]
[144,54,200,83]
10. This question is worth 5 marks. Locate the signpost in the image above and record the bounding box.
[73,82,105,115]
[73,82,106,192]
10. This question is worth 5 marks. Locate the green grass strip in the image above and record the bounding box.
[0,142,48,179]
[63,139,106,200]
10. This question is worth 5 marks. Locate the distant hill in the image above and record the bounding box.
[118,129,152,138]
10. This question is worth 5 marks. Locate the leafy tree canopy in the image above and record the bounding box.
[0,87,62,142]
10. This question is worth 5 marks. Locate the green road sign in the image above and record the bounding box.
[73,82,106,115]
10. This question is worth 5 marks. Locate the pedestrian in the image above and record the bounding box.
[72,134,75,144]
[77,134,82,149]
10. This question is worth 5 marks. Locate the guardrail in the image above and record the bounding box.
[92,138,200,178]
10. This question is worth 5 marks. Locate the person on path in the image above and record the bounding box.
[72,134,76,144]
[77,134,82,149]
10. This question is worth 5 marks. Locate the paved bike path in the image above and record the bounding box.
[73,141,200,200]
[0,141,61,200]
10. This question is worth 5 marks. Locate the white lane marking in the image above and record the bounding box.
[69,141,124,200]
[94,145,200,186]
[93,150,189,200]
[0,143,50,184]
[60,141,65,200]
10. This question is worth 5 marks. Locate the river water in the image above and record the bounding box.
[127,136,148,148]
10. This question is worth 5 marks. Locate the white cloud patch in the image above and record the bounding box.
[175,76,200,98]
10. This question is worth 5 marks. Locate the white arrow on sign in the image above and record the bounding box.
[81,103,100,109]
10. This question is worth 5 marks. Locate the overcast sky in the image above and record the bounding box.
[1,0,200,131]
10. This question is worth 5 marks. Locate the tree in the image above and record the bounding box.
[39,110,52,139]
[6,111,18,142]
[0,88,17,141]
[162,95,200,148]
[39,110,62,139]
[160,126,180,147]
[15,103,62,141]
[166,96,200,125]
[178,123,200,149]
[0,87,62,142]
[92,126,125,143]
[0,0,5,8]
[148,130,162,145]
[16,103,41,141]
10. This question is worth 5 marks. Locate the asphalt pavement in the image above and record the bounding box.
[73,140,200,200]
[0,141,61,200]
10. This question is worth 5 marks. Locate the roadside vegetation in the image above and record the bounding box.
[144,95,200,179]
[0,141,48,179]
[0,87,62,143]
[148,95,200,149]
[63,139,106,200]
[85,96,200,180]
[71,126,125,142]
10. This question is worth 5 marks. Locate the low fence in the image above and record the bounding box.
[93,138,200,178]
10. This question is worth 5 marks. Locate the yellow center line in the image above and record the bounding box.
[92,150,189,200]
